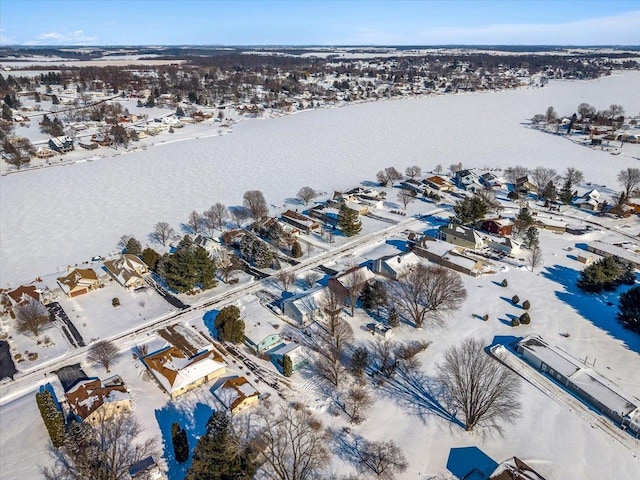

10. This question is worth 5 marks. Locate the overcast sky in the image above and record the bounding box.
[1,0,639,46]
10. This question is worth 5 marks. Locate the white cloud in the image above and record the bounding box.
[25,29,97,45]
[338,10,640,45]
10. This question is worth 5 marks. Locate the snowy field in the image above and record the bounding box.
[2,71,640,286]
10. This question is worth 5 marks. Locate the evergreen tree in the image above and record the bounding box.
[349,346,369,378]
[577,256,636,293]
[1,103,11,121]
[523,227,540,249]
[176,106,185,117]
[215,305,245,343]
[125,237,142,255]
[282,354,293,377]
[388,306,400,327]
[36,389,65,448]
[193,246,217,289]
[559,177,573,204]
[541,180,557,202]
[291,240,303,258]
[186,411,258,480]
[142,247,160,270]
[452,196,489,225]
[514,207,534,235]
[338,204,362,237]
[172,422,189,463]
[617,286,640,333]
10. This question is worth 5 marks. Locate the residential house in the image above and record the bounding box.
[533,216,566,234]
[438,224,486,250]
[328,265,376,302]
[244,317,283,353]
[270,343,308,374]
[143,324,227,399]
[423,175,454,192]
[414,236,487,277]
[586,241,640,269]
[5,284,41,307]
[479,172,502,189]
[281,210,322,234]
[372,251,423,279]
[454,169,482,192]
[35,147,56,158]
[65,375,131,425]
[515,175,537,195]
[48,136,74,153]
[517,335,640,436]
[57,268,100,297]
[282,286,326,325]
[481,218,513,237]
[400,179,426,195]
[574,188,603,212]
[486,236,522,256]
[213,376,260,414]
[128,457,165,480]
[193,234,222,256]
[103,254,149,289]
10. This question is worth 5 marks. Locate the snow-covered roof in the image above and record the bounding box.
[518,335,639,417]
[587,241,640,268]
[378,251,423,277]
[283,286,326,317]
[214,376,259,412]
[243,317,282,347]
[103,254,148,287]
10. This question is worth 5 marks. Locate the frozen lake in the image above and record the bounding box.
[2,71,640,285]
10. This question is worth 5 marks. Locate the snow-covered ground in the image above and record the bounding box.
[2,71,640,480]
[2,71,640,286]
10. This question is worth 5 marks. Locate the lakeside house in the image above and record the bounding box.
[143,324,227,399]
[280,210,322,234]
[57,268,100,297]
[103,254,149,289]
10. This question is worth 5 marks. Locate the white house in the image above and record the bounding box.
[282,286,326,325]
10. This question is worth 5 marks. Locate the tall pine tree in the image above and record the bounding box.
[338,204,362,237]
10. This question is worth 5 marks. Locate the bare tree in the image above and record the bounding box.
[438,338,521,432]
[405,165,422,179]
[448,162,463,175]
[255,403,329,480]
[151,221,174,246]
[87,340,119,373]
[342,384,374,425]
[339,267,369,317]
[434,164,443,175]
[475,187,500,212]
[243,190,269,220]
[214,249,235,283]
[274,270,296,292]
[396,190,415,210]
[618,168,640,199]
[43,412,158,480]
[187,210,203,234]
[2,136,35,170]
[372,339,399,379]
[504,166,528,186]
[296,186,319,206]
[203,203,229,233]
[355,439,407,479]
[302,271,322,288]
[14,299,50,336]
[529,166,558,199]
[545,106,557,122]
[527,245,544,272]
[388,265,467,328]
[117,234,132,250]
[577,103,595,120]
[229,206,250,228]
[376,167,403,187]
[563,167,584,187]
